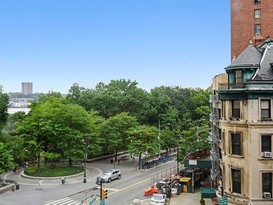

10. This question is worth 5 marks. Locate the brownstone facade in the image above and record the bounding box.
[231,0,273,59]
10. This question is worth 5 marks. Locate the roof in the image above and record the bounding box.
[251,42,273,81]
[225,39,273,84]
[225,41,261,70]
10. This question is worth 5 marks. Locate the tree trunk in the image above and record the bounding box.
[37,153,41,172]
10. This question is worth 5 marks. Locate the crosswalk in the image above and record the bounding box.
[45,197,81,205]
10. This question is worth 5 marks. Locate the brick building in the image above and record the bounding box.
[231,0,273,59]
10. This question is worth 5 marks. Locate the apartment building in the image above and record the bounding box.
[231,0,273,60]
[21,82,33,95]
[210,39,273,204]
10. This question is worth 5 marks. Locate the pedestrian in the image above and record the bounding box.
[118,158,120,165]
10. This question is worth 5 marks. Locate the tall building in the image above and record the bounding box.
[231,0,273,59]
[21,82,33,95]
[210,39,273,204]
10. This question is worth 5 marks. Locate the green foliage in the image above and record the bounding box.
[100,112,138,155]
[1,80,212,173]
[127,125,158,157]
[67,79,149,120]
[24,163,83,177]
[17,96,101,169]
[0,91,9,131]
[0,142,14,174]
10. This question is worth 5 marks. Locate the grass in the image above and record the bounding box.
[24,163,84,177]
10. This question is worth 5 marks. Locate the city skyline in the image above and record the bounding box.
[0,1,230,94]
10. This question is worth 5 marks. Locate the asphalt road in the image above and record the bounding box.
[1,157,178,205]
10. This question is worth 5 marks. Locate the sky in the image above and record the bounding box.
[0,0,231,94]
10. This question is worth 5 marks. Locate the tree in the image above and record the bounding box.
[0,142,14,174]
[127,125,158,167]
[0,89,9,131]
[100,112,138,160]
[179,125,210,160]
[66,79,149,120]
[17,97,101,170]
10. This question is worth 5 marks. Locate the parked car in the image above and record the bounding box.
[150,193,166,205]
[96,169,121,184]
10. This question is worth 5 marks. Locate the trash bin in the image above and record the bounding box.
[16,184,19,190]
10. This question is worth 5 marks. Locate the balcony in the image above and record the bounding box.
[218,82,246,90]
[210,150,220,162]
[209,95,219,103]
[208,132,220,143]
[210,114,219,122]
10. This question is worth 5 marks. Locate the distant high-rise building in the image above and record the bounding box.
[21,82,33,95]
[231,0,273,59]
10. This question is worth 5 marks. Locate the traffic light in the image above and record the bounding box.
[102,187,108,200]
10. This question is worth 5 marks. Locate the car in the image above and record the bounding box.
[96,169,121,184]
[150,193,166,205]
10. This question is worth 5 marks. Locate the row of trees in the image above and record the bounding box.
[0,79,211,174]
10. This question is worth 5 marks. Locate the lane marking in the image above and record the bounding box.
[108,177,151,196]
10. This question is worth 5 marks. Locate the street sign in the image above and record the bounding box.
[219,196,228,205]
[100,200,105,205]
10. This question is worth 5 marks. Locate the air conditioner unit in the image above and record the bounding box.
[263,192,271,199]
[263,152,272,158]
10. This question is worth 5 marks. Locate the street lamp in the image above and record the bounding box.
[82,139,87,183]
[176,137,180,174]
[157,120,170,158]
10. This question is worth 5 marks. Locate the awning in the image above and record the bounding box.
[180,177,191,182]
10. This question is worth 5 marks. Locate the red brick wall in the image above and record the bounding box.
[231,0,273,60]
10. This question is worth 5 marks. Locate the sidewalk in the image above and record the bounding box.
[169,191,213,205]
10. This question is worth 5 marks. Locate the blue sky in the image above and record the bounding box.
[0,0,230,94]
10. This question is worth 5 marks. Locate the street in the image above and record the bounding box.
[0,157,177,205]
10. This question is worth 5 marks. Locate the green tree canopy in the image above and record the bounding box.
[17,97,101,169]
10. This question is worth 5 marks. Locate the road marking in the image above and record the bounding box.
[108,178,151,196]
[45,197,80,205]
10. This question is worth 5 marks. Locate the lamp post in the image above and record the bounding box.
[176,139,179,174]
[82,139,87,183]
[157,120,170,158]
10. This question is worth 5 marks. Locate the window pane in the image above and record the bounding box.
[261,100,271,119]
[235,70,243,85]
[254,10,261,19]
[262,135,271,152]
[232,100,240,118]
[255,24,261,36]
[261,100,269,109]
[232,133,241,155]
[232,169,241,194]
[262,173,272,193]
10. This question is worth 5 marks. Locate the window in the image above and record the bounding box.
[232,100,240,118]
[262,135,271,152]
[232,169,241,194]
[254,0,261,3]
[262,173,272,194]
[231,133,242,155]
[254,9,261,19]
[255,24,261,36]
[261,99,271,120]
[235,70,243,86]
